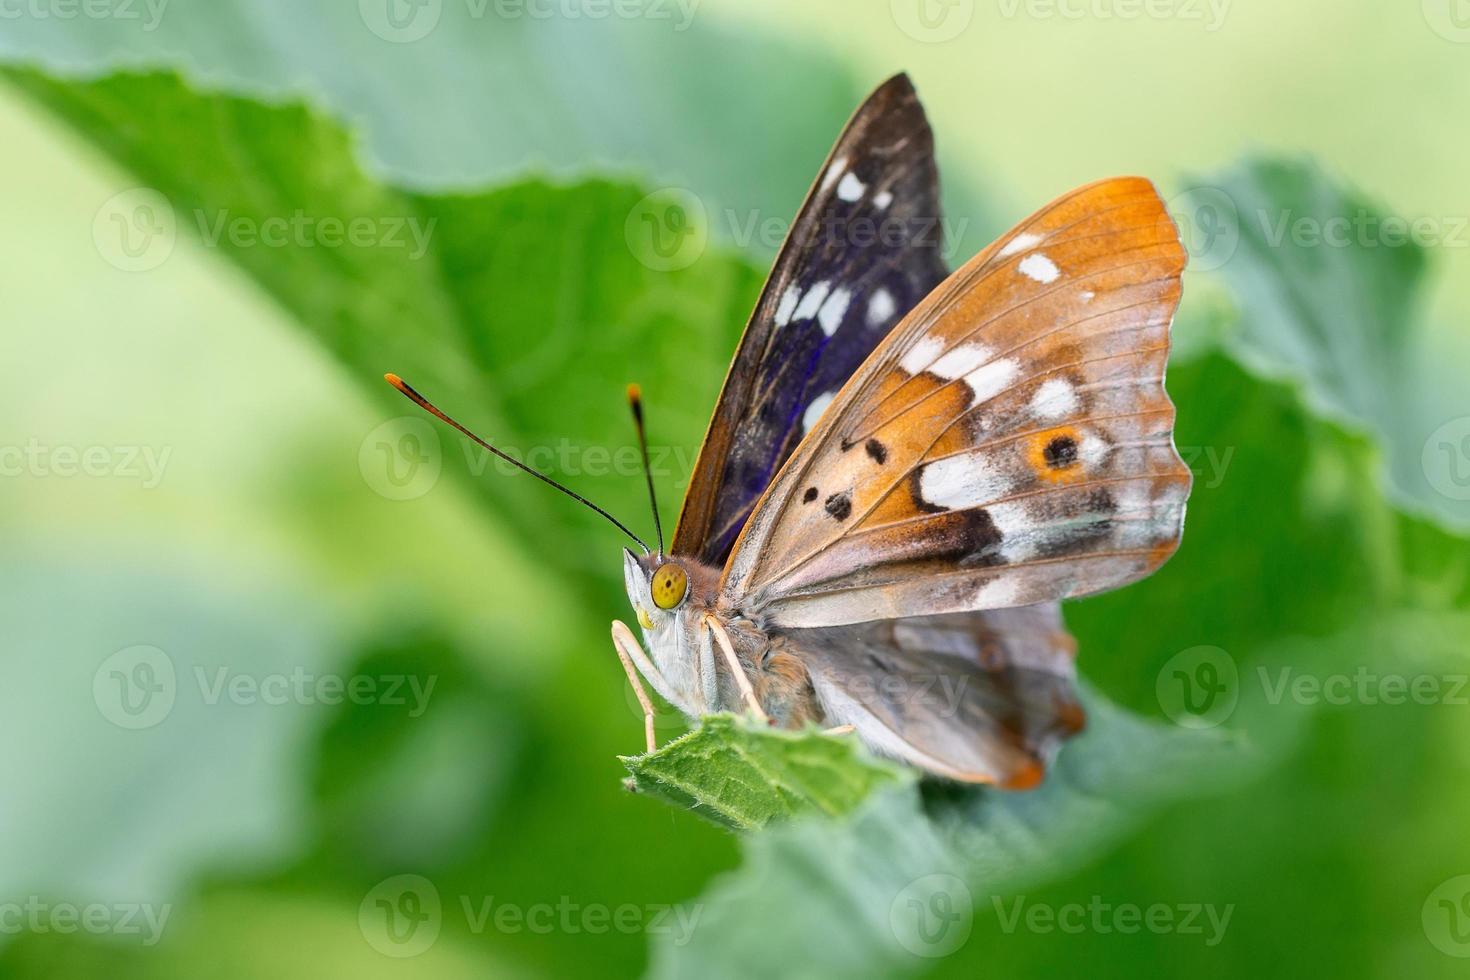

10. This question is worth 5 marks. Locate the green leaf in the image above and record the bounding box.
[621,714,905,831]
[3,67,761,600]
[0,0,882,246]
[0,549,333,900]
[1182,159,1470,531]
[648,688,1255,980]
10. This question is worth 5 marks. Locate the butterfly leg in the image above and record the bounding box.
[610,620,660,753]
[702,615,770,724]
[823,725,856,736]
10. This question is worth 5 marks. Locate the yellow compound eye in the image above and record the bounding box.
[650,562,689,610]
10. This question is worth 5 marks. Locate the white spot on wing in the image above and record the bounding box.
[1080,289,1095,302]
[821,156,848,193]
[962,358,1021,407]
[873,189,893,210]
[775,285,800,326]
[793,281,831,322]
[1018,252,1060,283]
[917,453,1010,510]
[929,343,992,381]
[900,336,945,375]
[1030,378,1080,420]
[817,287,852,336]
[1078,432,1110,467]
[837,172,867,202]
[987,500,1038,562]
[999,232,1043,258]
[802,392,834,433]
[867,288,896,325]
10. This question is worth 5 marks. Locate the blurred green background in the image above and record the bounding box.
[1,1,1468,977]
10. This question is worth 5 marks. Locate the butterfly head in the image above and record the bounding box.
[623,549,698,630]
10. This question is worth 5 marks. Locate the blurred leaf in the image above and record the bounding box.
[0,549,333,900]
[2,67,759,601]
[651,689,1254,979]
[621,714,904,831]
[1186,158,1470,531]
[0,0,863,223]
[311,629,525,872]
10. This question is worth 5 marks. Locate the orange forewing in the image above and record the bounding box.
[722,177,1192,628]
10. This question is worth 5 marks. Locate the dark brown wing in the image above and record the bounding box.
[671,73,948,566]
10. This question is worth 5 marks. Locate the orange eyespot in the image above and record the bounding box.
[650,562,689,610]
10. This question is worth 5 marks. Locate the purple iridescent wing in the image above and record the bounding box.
[671,73,949,567]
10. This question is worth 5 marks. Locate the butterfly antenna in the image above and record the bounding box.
[626,384,665,557]
[383,374,650,554]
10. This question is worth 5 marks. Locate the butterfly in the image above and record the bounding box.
[387,73,1191,789]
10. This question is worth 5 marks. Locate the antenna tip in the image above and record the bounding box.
[384,373,418,398]
[626,383,641,403]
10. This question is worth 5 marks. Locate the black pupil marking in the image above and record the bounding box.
[803,486,818,503]
[653,567,684,606]
[1044,435,1079,469]
[824,491,852,521]
[864,439,887,464]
